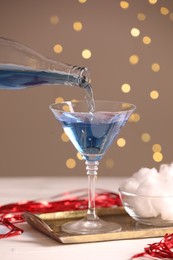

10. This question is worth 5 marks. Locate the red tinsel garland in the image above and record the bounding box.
[1,191,173,260]
[0,191,121,239]
[132,233,173,259]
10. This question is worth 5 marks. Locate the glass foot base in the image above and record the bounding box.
[61,218,122,235]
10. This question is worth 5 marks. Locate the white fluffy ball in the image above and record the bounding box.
[120,162,173,219]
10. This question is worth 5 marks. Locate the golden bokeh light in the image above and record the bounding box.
[63,105,70,112]
[66,158,76,169]
[131,28,140,37]
[53,44,63,54]
[120,1,129,9]
[152,144,162,153]
[143,36,151,45]
[148,0,157,4]
[129,113,140,122]
[122,103,132,109]
[137,13,146,21]
[160,7,169,16]
[61,132,69,142]
[117,138,126,147]
[82,49,92,59]
[150,90,159,100]
[141,133,151,142]
[129,55,139,65]
[105,158,115,169]
[151,63,160,72]
[73,22,83,31]
[50,15,59,25]
[55,97,64,103]
[78,0,87,3]
[121,83,131,93]
[153,152,163,162]
[77,152,83,160]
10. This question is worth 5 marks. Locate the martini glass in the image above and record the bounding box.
[49,100,136,234]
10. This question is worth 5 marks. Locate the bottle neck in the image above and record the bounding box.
[67,66,90,88]
[42,57,90,88]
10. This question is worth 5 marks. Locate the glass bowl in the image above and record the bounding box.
[119,188,173,227]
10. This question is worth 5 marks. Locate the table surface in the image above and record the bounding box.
[0,176,158,260]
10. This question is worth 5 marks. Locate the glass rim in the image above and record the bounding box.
[49,100,136,113]
[119,188,173,198]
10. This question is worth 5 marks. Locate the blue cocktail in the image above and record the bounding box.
[50,100,136,234]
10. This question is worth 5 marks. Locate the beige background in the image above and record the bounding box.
[0,0,173,177]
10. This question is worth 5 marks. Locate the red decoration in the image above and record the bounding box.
[132,233,173,259]
[0,190,121,239]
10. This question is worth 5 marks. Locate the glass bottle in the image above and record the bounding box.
[0,37,89,89]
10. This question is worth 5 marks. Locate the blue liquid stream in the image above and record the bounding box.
[58,112,129,161]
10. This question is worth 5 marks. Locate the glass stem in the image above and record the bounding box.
[85,160,99,221]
